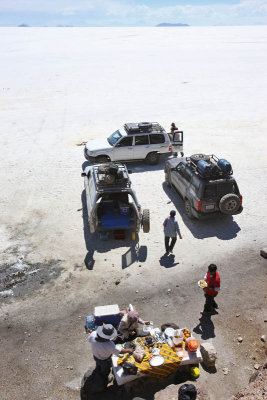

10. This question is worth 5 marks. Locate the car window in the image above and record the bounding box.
[203,185,217,198]
[218,182,238,196]
[134,135,149,146]
[176,163,191,182]
[149,134,165,144]
[176,163,186,173]
[108,130,123,146]
[117,136,133,147]
[191,175,200,191]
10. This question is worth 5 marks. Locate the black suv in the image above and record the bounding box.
[164,154,243,219]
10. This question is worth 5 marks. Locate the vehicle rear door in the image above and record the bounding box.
[84,174,98,232]
[201,183,218,213]
[112,136,134,160]
[172,130,183,153]
[133,134,150,159]
[149,133,170,155]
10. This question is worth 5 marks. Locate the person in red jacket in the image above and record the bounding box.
[203,264,220,313]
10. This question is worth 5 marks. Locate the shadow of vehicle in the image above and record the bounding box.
[122,245,147,269]
[162,182,241,240]
[81,190,147,270]
[82,159,170,174]
[159,253,180,268]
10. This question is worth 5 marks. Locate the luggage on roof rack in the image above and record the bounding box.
[124,122,153,133]
[95,164,131,188]
[138,122,152,130]
[187,154,233,179]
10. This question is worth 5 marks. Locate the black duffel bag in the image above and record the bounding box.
[178,384,197,400]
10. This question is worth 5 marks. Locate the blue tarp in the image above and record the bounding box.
[101,202,130,228]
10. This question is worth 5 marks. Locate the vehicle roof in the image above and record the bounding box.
[167,157,237,184]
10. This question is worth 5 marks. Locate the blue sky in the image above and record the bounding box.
[0,0,266,27]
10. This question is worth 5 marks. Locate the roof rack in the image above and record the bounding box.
[124,122,164,135]
[186,154,233,180]
[93,163,132,191]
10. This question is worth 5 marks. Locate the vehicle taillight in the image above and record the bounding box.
[196,200,202,211]
[239,195,243,205]
[169,145,172,152]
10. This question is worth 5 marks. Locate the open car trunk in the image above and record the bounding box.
[96,193,138,232]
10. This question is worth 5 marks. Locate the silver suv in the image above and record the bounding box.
[165,154,243,219]
[81,163,150,238]
[84,122,183,165]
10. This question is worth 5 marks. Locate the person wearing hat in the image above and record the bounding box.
[118,311,150,340]
[163,210,182,255]
[88,324,133,383]
[203,264,221,313]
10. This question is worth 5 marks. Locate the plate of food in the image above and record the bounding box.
[198,280,207,288]
[149,355,165,367]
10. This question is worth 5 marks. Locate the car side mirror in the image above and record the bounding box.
[81,172,86,177]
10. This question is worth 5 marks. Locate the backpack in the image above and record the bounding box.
[178,383,197,400]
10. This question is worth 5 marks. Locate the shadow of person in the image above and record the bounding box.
[193,313,216,340]
[159,254,180,268]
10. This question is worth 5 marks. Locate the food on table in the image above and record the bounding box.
[117,353,136,365]
[145,336,155,347]
[183,329,191,339]
[173,336,184,347]
[133,344,146,363]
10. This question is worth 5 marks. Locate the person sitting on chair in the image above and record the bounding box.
[118,311,150,340]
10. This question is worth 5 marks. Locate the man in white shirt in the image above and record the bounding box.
[88,324,133,384]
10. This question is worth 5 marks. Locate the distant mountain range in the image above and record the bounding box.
[156,23,189,27]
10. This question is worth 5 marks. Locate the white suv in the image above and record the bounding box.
[84,122,183,165]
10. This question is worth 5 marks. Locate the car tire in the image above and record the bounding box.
[190,154,210,163]
[185,199,194,219]
[219,194,240,214]
[145,152,159,165]
[142,209,150,233]
[96,155,110,164]
[165,172,171,187]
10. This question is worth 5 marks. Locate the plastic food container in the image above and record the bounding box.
[173,337,184,347]
[165,327,175,337]
[186,338,199,353]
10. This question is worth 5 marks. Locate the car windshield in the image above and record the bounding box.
[108,130,123,146]
[203,182,238,198]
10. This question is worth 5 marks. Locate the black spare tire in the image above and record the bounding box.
[190,154,210,163]
[219,193,240,214]
[142,209,150,233]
